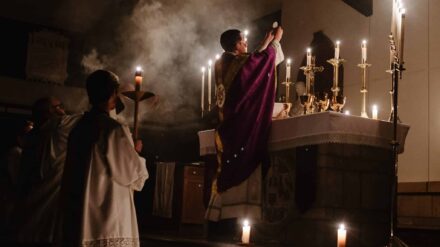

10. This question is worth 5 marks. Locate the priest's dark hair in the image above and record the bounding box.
[220,29,242,52]
[86,70,120,105]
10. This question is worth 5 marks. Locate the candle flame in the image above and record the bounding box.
[201,67,205,73]
[244,29,249,36]
[208,60,213,66]
[339,224,345,230]
[136,66,142,72]
[307,48,311,53]
[373,104,378,110]
[362,40,367,45]
[336,40,340,45]
[215,54,220,60]
[345,111,350,115]
[243,219,249,227]
[401,8,406,14]
[287,58,291,64]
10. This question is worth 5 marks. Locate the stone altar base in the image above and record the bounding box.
[255,143,393,247]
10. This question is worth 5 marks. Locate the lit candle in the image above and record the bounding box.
[362,40,367,63]
[286,58,291,82]
[201,67,205,113]
[242,219,251,244]
[215,54,220,60]
[244,29,249,42]
[372,105,378,120]
[399,8,406,62]
[335,40,340,59]
[135,66,142,91]
[344,110,350,115]
[208,60,212,110]
[337,224,347,247]
[391,0,397,35]
[306,48,312,66]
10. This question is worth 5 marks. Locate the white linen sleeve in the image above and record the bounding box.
[271,40,285,65]
[105,125,149,191]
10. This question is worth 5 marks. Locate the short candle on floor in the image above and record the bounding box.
[337,223,346,247]
[242,219,251,244]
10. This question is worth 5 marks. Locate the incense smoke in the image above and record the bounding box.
[79,0,280,125]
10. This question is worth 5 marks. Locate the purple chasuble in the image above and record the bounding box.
[217,46,276,192]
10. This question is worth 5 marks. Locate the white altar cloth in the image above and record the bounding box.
[198,112,410,156]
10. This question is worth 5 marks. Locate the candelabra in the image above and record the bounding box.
[299,56,324,114]
[357,62,372,118]
[386,35,402,123]
[327,57,346,112]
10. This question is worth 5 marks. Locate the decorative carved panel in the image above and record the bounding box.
[26,30,69,84]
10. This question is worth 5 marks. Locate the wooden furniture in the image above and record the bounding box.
[181,165,205,224]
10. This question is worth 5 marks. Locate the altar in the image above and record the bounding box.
[198,111,410,247]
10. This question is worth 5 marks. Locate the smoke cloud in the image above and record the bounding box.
[79,0,279,125]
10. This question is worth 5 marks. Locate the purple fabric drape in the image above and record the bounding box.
[217,46,276,192]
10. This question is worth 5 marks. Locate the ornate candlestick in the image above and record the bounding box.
[122,67,155,140]
[386,35,401,123]
[327,57,346,112]
[358,62,371,118]
[299,55,324,114]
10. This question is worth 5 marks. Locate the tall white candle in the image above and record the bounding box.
[400,9,406,62]
[372,105,378,120]
[362,40,367,63]
[391,0,397,35]
[208,60,212,109]
[335,41,340,59]
[306,48,312,66]
[242,219,251,244]
[201,67,205,112]
[286,58,291,82]
[337,224,347,247]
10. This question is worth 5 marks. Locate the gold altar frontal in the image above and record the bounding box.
[198,112,410,247]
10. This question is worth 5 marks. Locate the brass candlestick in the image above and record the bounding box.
[327,57,346,112]
[299,56,324,114]
[358,62,372,118]
[281,80,293,103]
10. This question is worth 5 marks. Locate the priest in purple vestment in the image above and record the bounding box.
[205,26,284,238]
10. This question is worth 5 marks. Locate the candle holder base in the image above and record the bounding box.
[388,109,402,123]
[299,94,316,114]
[122,90,155,102]
[316,92,330,112]
[386,236,409,247]
[361,111,369,118]
[330,95,346,113]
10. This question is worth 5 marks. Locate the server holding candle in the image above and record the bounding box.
[205,25,284,241]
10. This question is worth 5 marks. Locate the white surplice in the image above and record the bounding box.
[61,111,148,247]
